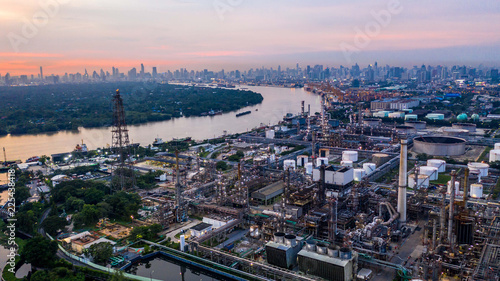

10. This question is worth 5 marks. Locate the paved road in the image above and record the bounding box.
[160,219,201,243]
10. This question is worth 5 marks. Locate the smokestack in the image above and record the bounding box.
[312,132,317,164]
[448,170,457,250]
[301,100,305,115]
[308,104,311,116]
[398,139,408,226]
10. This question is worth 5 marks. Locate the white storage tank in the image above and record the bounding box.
[495,143,500,150]
[340,160,353,167]
[297,155,309,167]
[408,174,430,188]
[353,168,366,181]
[447,181,460,195]
[419,166,439,181]
[159,173,167,182]
[426,113,445,120]
[265,129,275,139]
[489,149,500,162]
[470,183,483,198]
[467,162,489,177]
[342,151,358,162]
[427,159,446,173]
[180,235,186,252]
[269,154,276,163]
[363,163,376,175]
[316,157,328,166]
[283,160,296,170]
[305,163,313,174]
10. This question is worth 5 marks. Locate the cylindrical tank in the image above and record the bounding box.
[490,150,500,162]
[340,160,353,167]
[388,112,405,118]
[447,181,460,195]
[470,184,483,198]
[363,118,382,127]
[396,125,416,135]
[284,234,297,247]
[495,143,500,150]
[339,247,352,260]
[305,240,317,252]
[180,235,186,252]
[404,120,426,130]
[342,151,358,162]
[467,162,489,177]
[316,243,327,255]
[442,128,469,137]
[283,160,296,171]
[274,232,285,244]
[363,163,376,175]
[452,123,476,132]
[305,162,313,174]
[372,153,391,166]
[426,113,444,120]
[353,168,366,181]
[404,114,418,121]
[408,174,430,188]
[316,157,328,166]
[427,159,446,173]
[296,155,308,167]
[419,166,439,181]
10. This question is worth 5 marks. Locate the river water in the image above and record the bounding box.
[0,86,321,162]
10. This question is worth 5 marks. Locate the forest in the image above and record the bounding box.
[0,82,263,135]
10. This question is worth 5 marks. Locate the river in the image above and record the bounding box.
[0,86,321,162]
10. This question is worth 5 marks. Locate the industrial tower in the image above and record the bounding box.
[111,89,133,191]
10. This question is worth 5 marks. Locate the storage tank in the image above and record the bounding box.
[404,120,426,130]
[316,157,328,166]
[305,240,317,252]
[396,125,416,135]
[363,163,377,175]
[471,114,479,121]
[426,113,445,120]
[419,166,439,181]
[427,159,446,173]
[353,168,366,181]
[470,184,483,198]
[296,155,308,167]
[404,114,418,121]
[265,129,275,139]
[447,181,460,195]
[274,232,285,244]
[494,143,500,150]
[408,174,430,188]
[413,136,466,156]
[363,118,382,127]
[284,234,297,247]
[327,245,339,257]
[457,113,468,121]
[372,153,391,166]
[442,128,469,137]
[340,160,353,167]
[389,112,405,118]
[452,123,476,132]
[342,150,358,162]
[305,163,313,174]
[490,150,500,162]
[467,162,489,177]
[283,160,296,171]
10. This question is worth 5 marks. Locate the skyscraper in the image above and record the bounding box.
[152,67,157,79]
[40,66,43,81]
[140,63,145,78]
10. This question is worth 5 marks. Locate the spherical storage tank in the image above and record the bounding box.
[427,159,446,173]
[363,163,376,175]
[419,166,439,181]
[471,114,479,121]
[470,184,483,198]
[353,168,366,181]
[491,150,500,163]
[413,136,466,156]
[408,174,429,188]
[457,113,468,121]
[467,162,489,177]
[342,151,358,162]
[341,160,353,167]
[305,163,313,174]
[283,160,296,170]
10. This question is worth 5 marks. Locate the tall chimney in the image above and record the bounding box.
[398,139,408,226]
[448,170,457,250]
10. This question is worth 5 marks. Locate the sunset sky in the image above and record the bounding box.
[1,0,500,75]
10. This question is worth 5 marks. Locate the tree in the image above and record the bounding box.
[84,188,105,204]
[65,196,85,212]
[109,271,126,281]
[73,204,101,228]
[16,210,37,234]
[88,242,113,264]
[216,161,228,171]
[14,185,30,205]
[41,215,68,236]
[20,236,58,268]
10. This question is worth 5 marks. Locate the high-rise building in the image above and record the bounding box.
[140,63,145,78]
[40,66,43,81]
[152,67,157,79]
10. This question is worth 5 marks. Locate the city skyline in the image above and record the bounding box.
[1,0,500,75]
